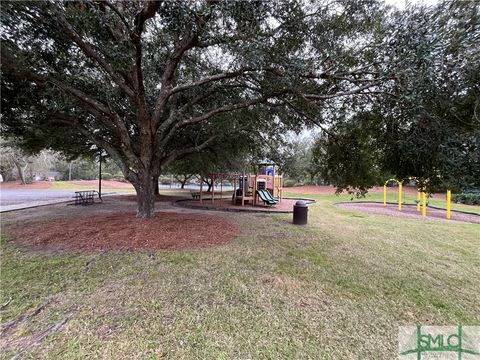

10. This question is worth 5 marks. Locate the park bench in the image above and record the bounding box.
[74,190,102,206]
[190,191,201,200]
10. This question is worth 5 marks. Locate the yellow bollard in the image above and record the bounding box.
[383,185,387,207]
[447,190,451,220]
[422,192,427,217]
[398,183,402,210]
[416,191,421,212]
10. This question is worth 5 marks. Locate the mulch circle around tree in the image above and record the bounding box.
[116,194,190,202]
[10,212,237,252]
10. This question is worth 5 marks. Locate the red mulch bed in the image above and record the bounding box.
[114,194,189,202]
[71,180,134,189]
[336,203,480,224]
[10,212,237,252]
[286,185,448,198]
[286,185,422,195]
[285,186,337,195]
[179,197,312,213]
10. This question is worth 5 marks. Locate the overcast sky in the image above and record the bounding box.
[384,0,439,9]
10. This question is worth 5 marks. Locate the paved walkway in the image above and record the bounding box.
[0,189,75,212]
[0,191,120,213]
[0,198,75,213]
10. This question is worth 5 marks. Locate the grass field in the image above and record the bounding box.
[1,192,479,359]
[49,181,135,193]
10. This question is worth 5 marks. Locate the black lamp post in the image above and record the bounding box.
[98,151,103,200]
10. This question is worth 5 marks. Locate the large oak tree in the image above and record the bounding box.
[1,0,386,217]
[312,2,480,194]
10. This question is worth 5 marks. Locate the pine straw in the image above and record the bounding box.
[10,212,237,252]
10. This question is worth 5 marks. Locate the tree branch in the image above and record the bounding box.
[52,5,136,101]
[130,1,161,114]
[45,110,137,173]
[3,49,136,166]
[151,35,200,127]
[169,68,254,95]
[284,100,338,139]
[303,81,382,100]
[105,1,130,30]
[161,135,217,169]
[157,91,288,151]
[134,1,161,35]
[1,50,112,116]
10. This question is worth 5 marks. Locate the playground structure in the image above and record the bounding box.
[383,178,452,220]
[198,165,283,207]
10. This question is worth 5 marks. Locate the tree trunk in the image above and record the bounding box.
[180,174,193,188]
[180,175,189,189]
[203,178,213,192]
[132,173,157,218]
[13,160,26,185]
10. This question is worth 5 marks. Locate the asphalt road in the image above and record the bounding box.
[0,189,75,206]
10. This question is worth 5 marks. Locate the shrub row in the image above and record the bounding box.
[283,179,297,187]
[452,193,480,205]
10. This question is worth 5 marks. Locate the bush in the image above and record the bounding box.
[452,193,480,205]
[283,179,297,187]
[101,172,112,180]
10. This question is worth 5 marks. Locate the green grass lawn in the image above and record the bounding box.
[1,194,479,359]
[50,181,135,193]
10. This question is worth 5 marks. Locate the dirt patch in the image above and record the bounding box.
[336,202,480,224]
[260,275,306,296]
[10,212,238,252]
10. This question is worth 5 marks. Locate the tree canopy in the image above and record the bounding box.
[312,2,480,194]
[1,0,387,217]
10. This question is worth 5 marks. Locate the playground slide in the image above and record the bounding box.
[260,189,278,203]
[256,190,277,206]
